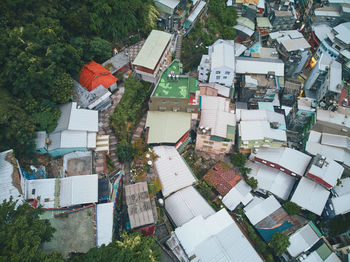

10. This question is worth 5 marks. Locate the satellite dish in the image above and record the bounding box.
[147,160,153,166]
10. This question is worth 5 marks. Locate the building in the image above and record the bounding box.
[183,0,207,34]
[154,0,180,31]
[303,242,342,262]
[234,17,255,42]
[291,177,330,216]
[251,147,312,177]
[238,109,287,151]
[203,162,241,196]
[79,61,118,92]
[257,17,273,40]
[124,182,156,236]
[198,39,236,87]
[102,52,131,75]
[0,149,24,205]
[305,154,344,189]
[35,102,98,157]
[96,202,114,246]
[330,178,350,216]
[72,80,112,111]
[165,186,215,227]
[153,146,197,197]
[132,30,172,84]
[199,83,231,98]
[25,174,98,208]
[196,96,236,155]
[244,196,307,242]
[287,222,322,258]
[235,57,285,76]
[246,161,297,200]
[145,111,192,144]
[222,179,253,211]
[267,7,297,31]
[167,208,263,262]
[149,60,199,113]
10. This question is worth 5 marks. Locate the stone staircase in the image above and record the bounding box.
[175,31,183,61]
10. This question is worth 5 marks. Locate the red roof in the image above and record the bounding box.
[79,61,118,91]
[204,162,241,196]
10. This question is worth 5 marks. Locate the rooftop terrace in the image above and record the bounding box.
[152,61,199,99]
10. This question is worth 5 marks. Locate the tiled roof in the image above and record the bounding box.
[204,162,241,196]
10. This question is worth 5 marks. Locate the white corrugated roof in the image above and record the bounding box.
[211,40,235,70]
[235,57,285,76]
[312,24,332,42]
[153,146,196,197]
[187,0,206,23]
[270,30,303,40]
[332,194,350,215]
[200,96,236,139]
[222,180,253,211]
[240,120,287,142]
[54,102,98,133]
[328,60,342,93]
[87,132,96,148]
[60,174,98,207]
[333,22,350,45]
[282,38,311,52]
[308,158,344,188]
[317,108,350,128]
[174,209,262,262]
[35,131,47,149]
[291,177,330,215]
[252,147,312,176]
[287,223,320,257]
[234,24,255,37]
[0,150,24,205]
[304,251,341,262]
[247,161,297,200]
[244,195,281,225]
[155,0,180,9]
[333,177,350,196]
[97,202,114,246]
[165,186,215,227]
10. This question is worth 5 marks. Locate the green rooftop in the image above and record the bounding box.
[152,60,199,99]
[316,243,332,260]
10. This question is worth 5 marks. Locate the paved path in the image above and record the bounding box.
[175,31,183,60]
[121,40,145,63]
[95,87,124,174]
[131,113,147,144]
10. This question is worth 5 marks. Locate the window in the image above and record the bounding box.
[162,100,166,103]
[216,76,220,80]
[270,164,275,167]
[262,160,267,164]
[223,143,228,146]
[225,71,230,75]
[223,76,227,79]
[174,100,179,104]
[209,141,214,145]
[216,71,221,74]
[200,67,204,70]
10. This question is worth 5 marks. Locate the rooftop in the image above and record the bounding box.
[152,61,199,99]
[203,161,241,196]
[132,30,172,70]
[145,111,191,144]
[165,186,215,227]
[222,180,253,211]
[291,177,330,216]
[124,182,155,229]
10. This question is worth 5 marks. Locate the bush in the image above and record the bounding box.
[270,232,290,255]
[246,177,258,190]
[283,201,301,215]
[115,139,133,162]
[230,153,247,168]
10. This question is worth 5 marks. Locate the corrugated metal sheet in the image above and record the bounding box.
[211,40,235,71]
[97,202,114,246]
[132,30,171,70]
[287,223,320,257]
[174,209,262,261]
[291,177,330,216]
[222,180,253,211]
[165,186,215,227]
[153,146,196,197]
[235,57,285,76]
[244,195,281,225]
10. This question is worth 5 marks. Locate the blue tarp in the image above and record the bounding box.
[256,221,293,242]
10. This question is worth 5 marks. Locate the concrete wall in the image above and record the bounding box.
[195,134,232,154]
[149,96,199,113]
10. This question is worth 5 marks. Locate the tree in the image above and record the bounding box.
[246,177,258,190]
[283,201,301,215]
[50,72,74,104]
[116,139,134,162]
[0,198,64,262]
[230,153,247,168]
[87,37,112,64]
[222,27,236,40]
[70,231,161,262]
[270,232,290,256]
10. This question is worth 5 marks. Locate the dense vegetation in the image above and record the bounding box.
[70,231,161,262]
[283,201,301,215]
[326,212,350,237]
[0,0,157,158]
[182,0,237,71]
[269,232,290,255]
[110,77,153,162]
[0,198,64,262]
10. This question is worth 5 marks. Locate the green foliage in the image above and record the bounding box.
[110,77,152,149]
[283,201,301,215]
[116,139,134,162]
[326,213,350,237]
[196,181,213,200]
[270,232,290,255]
[70,231,161,262]
[0,1,157,157]
[246,177,258,190]
[230,153,247,168]
[0,198,64,262]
